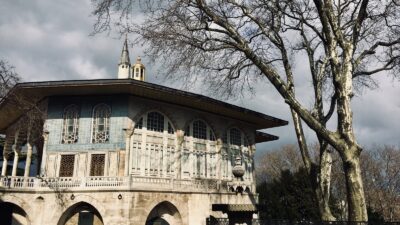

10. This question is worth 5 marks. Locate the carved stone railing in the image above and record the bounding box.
[0,176,229,193]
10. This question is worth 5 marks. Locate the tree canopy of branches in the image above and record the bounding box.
[91,0,400,221]
[0,60,20,103]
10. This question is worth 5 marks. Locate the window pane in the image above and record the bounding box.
[230,128,242,146]
[147,112,164,132]
[193,120,206,139]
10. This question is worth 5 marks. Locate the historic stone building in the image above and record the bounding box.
[0,39,287,225]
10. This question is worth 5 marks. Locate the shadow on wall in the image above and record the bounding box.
[0,201,30,225]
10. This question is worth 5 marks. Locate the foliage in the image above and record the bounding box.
[258,168,320,220]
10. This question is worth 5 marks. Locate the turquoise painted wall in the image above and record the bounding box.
[46,95,128,152]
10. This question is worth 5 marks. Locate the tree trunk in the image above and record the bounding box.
[316,146,335,221]
[342,150,368,221]
[290,109,335,221]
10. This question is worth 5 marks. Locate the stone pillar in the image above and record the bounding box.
[40,131,49,176]
[24,142,33,177]
[175,130,184,179]
[24,127,33,177]
[1,141,8,176]
[11,131,20,176]
[124,128,134,176]
[216,139,222,180]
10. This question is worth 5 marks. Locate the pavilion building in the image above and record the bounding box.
[0,38,287,225]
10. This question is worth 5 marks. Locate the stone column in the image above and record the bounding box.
[216,139,222,180]
[40,131,49,176]
[24,142,33,177]
[1,141,8,176]
[175,130,184,179]
[124,128,134,176]
[11,131,20,176]
[24,127,33,177]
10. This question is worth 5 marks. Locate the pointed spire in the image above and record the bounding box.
[119,34,130,65]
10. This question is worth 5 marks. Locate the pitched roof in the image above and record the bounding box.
[0,79,288,141]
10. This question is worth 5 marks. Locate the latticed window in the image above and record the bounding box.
[92,104,111,143]
[230,128,242,146]
[59,155,75,177]
[62,105,79,144]
[147,112,164,132]
[193,120,207,139]
[90,154,105,176]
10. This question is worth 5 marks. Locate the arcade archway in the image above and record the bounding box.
[145,201,183,225]
[57,201,104,225]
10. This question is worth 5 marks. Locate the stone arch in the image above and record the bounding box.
[0,200,31,225]
[57,201,104,225]
[50,194,107,225]
[131,107,179,132]
[145,201,183,225]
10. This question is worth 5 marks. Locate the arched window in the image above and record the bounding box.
[131,111,176,177]
[147,112,164,132]
[183,120,217,178]
[221,127,252,181]
[92,104,111,143]
[134,111,175,134]
[185,120,216,141]
[224,127,249,146]
[62,105,79,144]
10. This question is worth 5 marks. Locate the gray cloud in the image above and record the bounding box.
[1,0,399,157]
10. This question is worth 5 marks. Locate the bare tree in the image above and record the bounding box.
[362,146,400,221]
[0,60,20,102]
[91,0,400,221]
[0,60,45,177]
[256,144,303,183]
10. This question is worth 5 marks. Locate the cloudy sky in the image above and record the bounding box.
[1,0,399,156]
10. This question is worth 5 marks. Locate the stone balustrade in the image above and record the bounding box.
[0,176,229,193]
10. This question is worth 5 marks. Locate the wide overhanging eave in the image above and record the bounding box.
[0,79,288,132]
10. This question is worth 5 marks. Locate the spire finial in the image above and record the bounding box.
[119,34,130,65]
[118,35,131,79]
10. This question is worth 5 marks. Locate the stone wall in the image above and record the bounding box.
[0,190,257,225]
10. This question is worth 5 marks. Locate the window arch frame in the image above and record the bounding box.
[185,119,216,142]
[134,110,176,135]
[91,103,111,144]
[61,104,80,144]
[131,110,176,177]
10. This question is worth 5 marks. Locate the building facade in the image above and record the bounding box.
[0,40,287,225]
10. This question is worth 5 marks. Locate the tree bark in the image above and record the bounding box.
[342,150,368,221]
[316,145,335,221]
